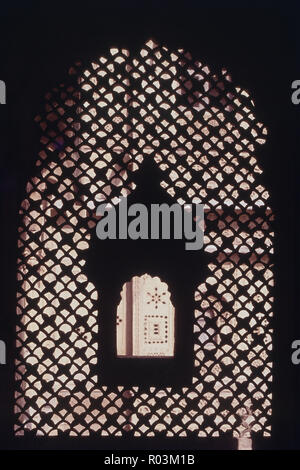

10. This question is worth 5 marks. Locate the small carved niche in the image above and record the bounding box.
[116,274,175,357]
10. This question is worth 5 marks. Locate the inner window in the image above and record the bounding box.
[116,274,175,357]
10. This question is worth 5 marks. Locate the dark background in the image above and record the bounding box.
[0,2,299,450]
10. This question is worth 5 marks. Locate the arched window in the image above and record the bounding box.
[15,39,274,445]
[116,274,175,357]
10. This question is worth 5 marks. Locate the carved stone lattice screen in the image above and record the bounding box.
[15,39,274,439]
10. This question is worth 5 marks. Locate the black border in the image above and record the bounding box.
[0,3,299,450]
